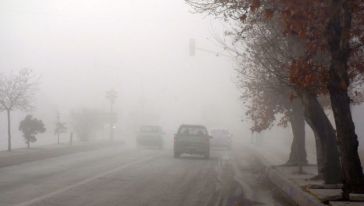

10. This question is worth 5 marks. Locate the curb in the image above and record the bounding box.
[250,147,325,206]
[267,167,325,206]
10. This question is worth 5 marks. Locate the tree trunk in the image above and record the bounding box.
[313,132,324,179]
[328,68,364,194]
[27,141,30,149]
[326,0,364,195]
[7,109,11,152]
[300,91,341,184]
[286,100,308,166]
[58,134,60,144]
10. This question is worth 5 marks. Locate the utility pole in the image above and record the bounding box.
[70,132,73,146]
[106,89,117,141]
[56,112,60,144]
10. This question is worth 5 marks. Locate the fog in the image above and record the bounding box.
[1,0,363,160]
[0,0,252,149]
[2,2,364,206]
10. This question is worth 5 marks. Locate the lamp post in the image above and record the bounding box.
[106,89,117,141]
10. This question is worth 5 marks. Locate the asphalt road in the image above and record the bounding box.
[0,145,293,206]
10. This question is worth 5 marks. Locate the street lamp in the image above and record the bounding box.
[106,89,117,141]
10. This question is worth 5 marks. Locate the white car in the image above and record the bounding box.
[210,129,232,149]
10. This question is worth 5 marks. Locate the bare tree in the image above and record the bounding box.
[0,69,37,151]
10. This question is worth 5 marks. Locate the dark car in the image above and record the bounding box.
[210,129,232,150]
[173,124,210,159]
[136,125,164,149]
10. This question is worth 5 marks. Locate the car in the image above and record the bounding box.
[136,125,164,149]
[173,124,211,159]
[210,129,232,150]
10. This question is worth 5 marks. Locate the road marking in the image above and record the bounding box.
[14,154,160,206]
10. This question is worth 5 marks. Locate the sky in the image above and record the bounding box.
[0,0,254,149]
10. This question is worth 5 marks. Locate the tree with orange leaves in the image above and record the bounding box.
[232,17,338,179]
[247,0,364,195]
[187,0,364,196]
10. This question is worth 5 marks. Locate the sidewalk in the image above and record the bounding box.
[250,145,364,206]
[0,141,124,168]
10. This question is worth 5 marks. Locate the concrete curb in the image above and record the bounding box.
[250,147,326,206]
[267,167,325,206]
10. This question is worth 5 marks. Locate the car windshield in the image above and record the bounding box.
[211,129,229,137]
[178,126,208,136]
[140,126,161,133]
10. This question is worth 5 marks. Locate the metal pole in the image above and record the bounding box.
[110,102,114,141]
[106,89,117,142]
[70,132,73,146]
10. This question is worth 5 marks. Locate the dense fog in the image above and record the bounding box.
[0,0,251,150]
[0,0,363,155]
[1,1,364,206]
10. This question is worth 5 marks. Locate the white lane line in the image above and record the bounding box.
[14,154,160,206]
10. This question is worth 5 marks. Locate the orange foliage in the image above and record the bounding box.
[241,0,364,94]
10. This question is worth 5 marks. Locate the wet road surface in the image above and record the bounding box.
[0,145,293,206]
